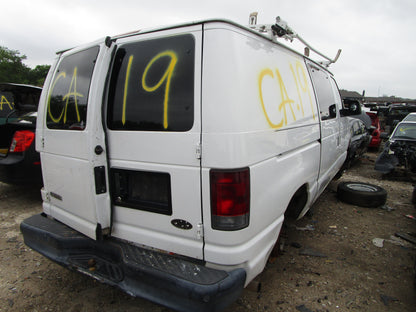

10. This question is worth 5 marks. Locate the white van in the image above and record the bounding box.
[21,18,358,312]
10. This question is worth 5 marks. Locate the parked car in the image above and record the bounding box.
[375,121,416,174]
[0,83,42,184]
[345,118,371,167]
[366,111,382,149]
[402,112,416,122]
[0,83,41,124]
[383,103,416,134]
[20,17,361,312]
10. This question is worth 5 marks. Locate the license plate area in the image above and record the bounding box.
[111,169,172,215]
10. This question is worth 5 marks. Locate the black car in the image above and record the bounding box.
[0,83,42,184]
[344,118,371,168]
[383,103,416,134]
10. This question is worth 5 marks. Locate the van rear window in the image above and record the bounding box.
[107,34,195,131]
[47,46,99,130]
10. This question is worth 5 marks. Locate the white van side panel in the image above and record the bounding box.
[201,24,319,168]
[201,23,321,283]
[203,138,321,284]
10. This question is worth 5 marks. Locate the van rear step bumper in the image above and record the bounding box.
[20,214,246,312]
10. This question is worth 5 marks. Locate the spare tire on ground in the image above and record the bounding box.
[337,181,387,208]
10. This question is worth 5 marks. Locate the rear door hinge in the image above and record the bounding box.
[196,142,202,160]
[197,223,204,239]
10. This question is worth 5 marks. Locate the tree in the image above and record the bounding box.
[0,46,50,86]
[0,46,29,83]
[28,65,51,86]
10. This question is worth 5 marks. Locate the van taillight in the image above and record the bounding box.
[210,168,250,230]
[9,130,35,153]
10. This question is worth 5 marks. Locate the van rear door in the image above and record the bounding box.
[37,42,113,239]
[105,26,204,259]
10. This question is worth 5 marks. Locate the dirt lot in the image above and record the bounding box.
[0,151,415,312]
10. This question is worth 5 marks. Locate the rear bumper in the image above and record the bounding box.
[20,214,246,312]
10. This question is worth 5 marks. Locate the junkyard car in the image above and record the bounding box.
[402,112,416,122]
[366,111,382,149]
[375,121,416,174]
[0,83,42,184]
[384,103,416,134]
[345,118,371,167]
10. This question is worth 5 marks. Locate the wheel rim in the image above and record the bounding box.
[347,183,378,192]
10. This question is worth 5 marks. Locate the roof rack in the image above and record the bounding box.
[248,12,341,67]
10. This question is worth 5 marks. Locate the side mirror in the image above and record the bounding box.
[348,102,362,115]
[329,104,337,118]
[342,99,362,116]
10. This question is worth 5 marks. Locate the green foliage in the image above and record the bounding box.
[0,46,50,86]
[28,65,51,86]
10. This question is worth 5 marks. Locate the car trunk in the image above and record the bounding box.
[0,113,37,157]
[0,84,41,156]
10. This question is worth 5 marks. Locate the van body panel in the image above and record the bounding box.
[105,25,204,259]
[201,24,321,277]
[109,160,203,258]
[202,139,320,264]
[201,23,319,168]
[306,61,351,196]
[205,214,284,285]
[37,41,114,240]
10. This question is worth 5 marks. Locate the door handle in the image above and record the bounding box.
[95,145,104,155]
[94,166,107,194]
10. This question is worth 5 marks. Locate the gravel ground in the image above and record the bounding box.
[0,151,415,312]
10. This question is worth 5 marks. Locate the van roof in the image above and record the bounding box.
[57,18,332,74]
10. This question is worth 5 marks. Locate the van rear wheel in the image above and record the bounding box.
[337,181,387,208]
[284,185,308,220]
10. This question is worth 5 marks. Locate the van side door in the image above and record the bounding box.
[307,62,344,190]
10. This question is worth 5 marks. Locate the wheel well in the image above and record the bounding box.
[284,184,308,220]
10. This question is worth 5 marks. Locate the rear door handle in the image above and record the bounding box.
[94,166,107,194]
[95,145,104,155]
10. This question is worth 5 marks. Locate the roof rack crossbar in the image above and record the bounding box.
[248,13,341,67]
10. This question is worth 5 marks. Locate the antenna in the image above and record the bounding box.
[248,13,341,67]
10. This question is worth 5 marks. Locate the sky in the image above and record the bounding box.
[1,0,415,99]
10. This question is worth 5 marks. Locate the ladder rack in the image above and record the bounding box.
[248,12,341,67]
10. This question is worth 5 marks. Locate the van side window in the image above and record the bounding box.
[308,66,337,121]
[47,46,99,130]
[107,34,195,131]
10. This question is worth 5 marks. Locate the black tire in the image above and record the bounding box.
[337,181,387,208]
